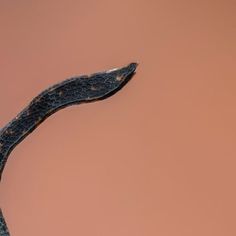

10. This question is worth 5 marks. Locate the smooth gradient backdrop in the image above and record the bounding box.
[0,0,235,235]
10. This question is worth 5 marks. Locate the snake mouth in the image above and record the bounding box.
[99,62,138,100]
[117,62,138,85]
[126,62,139,72]
[112,62,138,86]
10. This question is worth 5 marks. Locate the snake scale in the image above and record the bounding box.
[0,62,137,236]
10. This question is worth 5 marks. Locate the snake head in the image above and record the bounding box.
[83,62,138,101]
[41,62,138,107]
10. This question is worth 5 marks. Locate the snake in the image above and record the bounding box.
[0,62,138,236]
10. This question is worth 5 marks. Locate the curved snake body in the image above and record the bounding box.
[0,62,137,236]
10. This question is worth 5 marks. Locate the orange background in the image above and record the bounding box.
[0,0,236,235]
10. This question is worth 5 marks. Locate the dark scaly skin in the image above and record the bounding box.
[0,62,137,236]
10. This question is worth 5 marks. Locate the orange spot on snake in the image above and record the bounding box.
[91,86,97,91]
[116,76,123,81]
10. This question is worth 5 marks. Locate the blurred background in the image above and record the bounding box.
[0,0,235,235]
